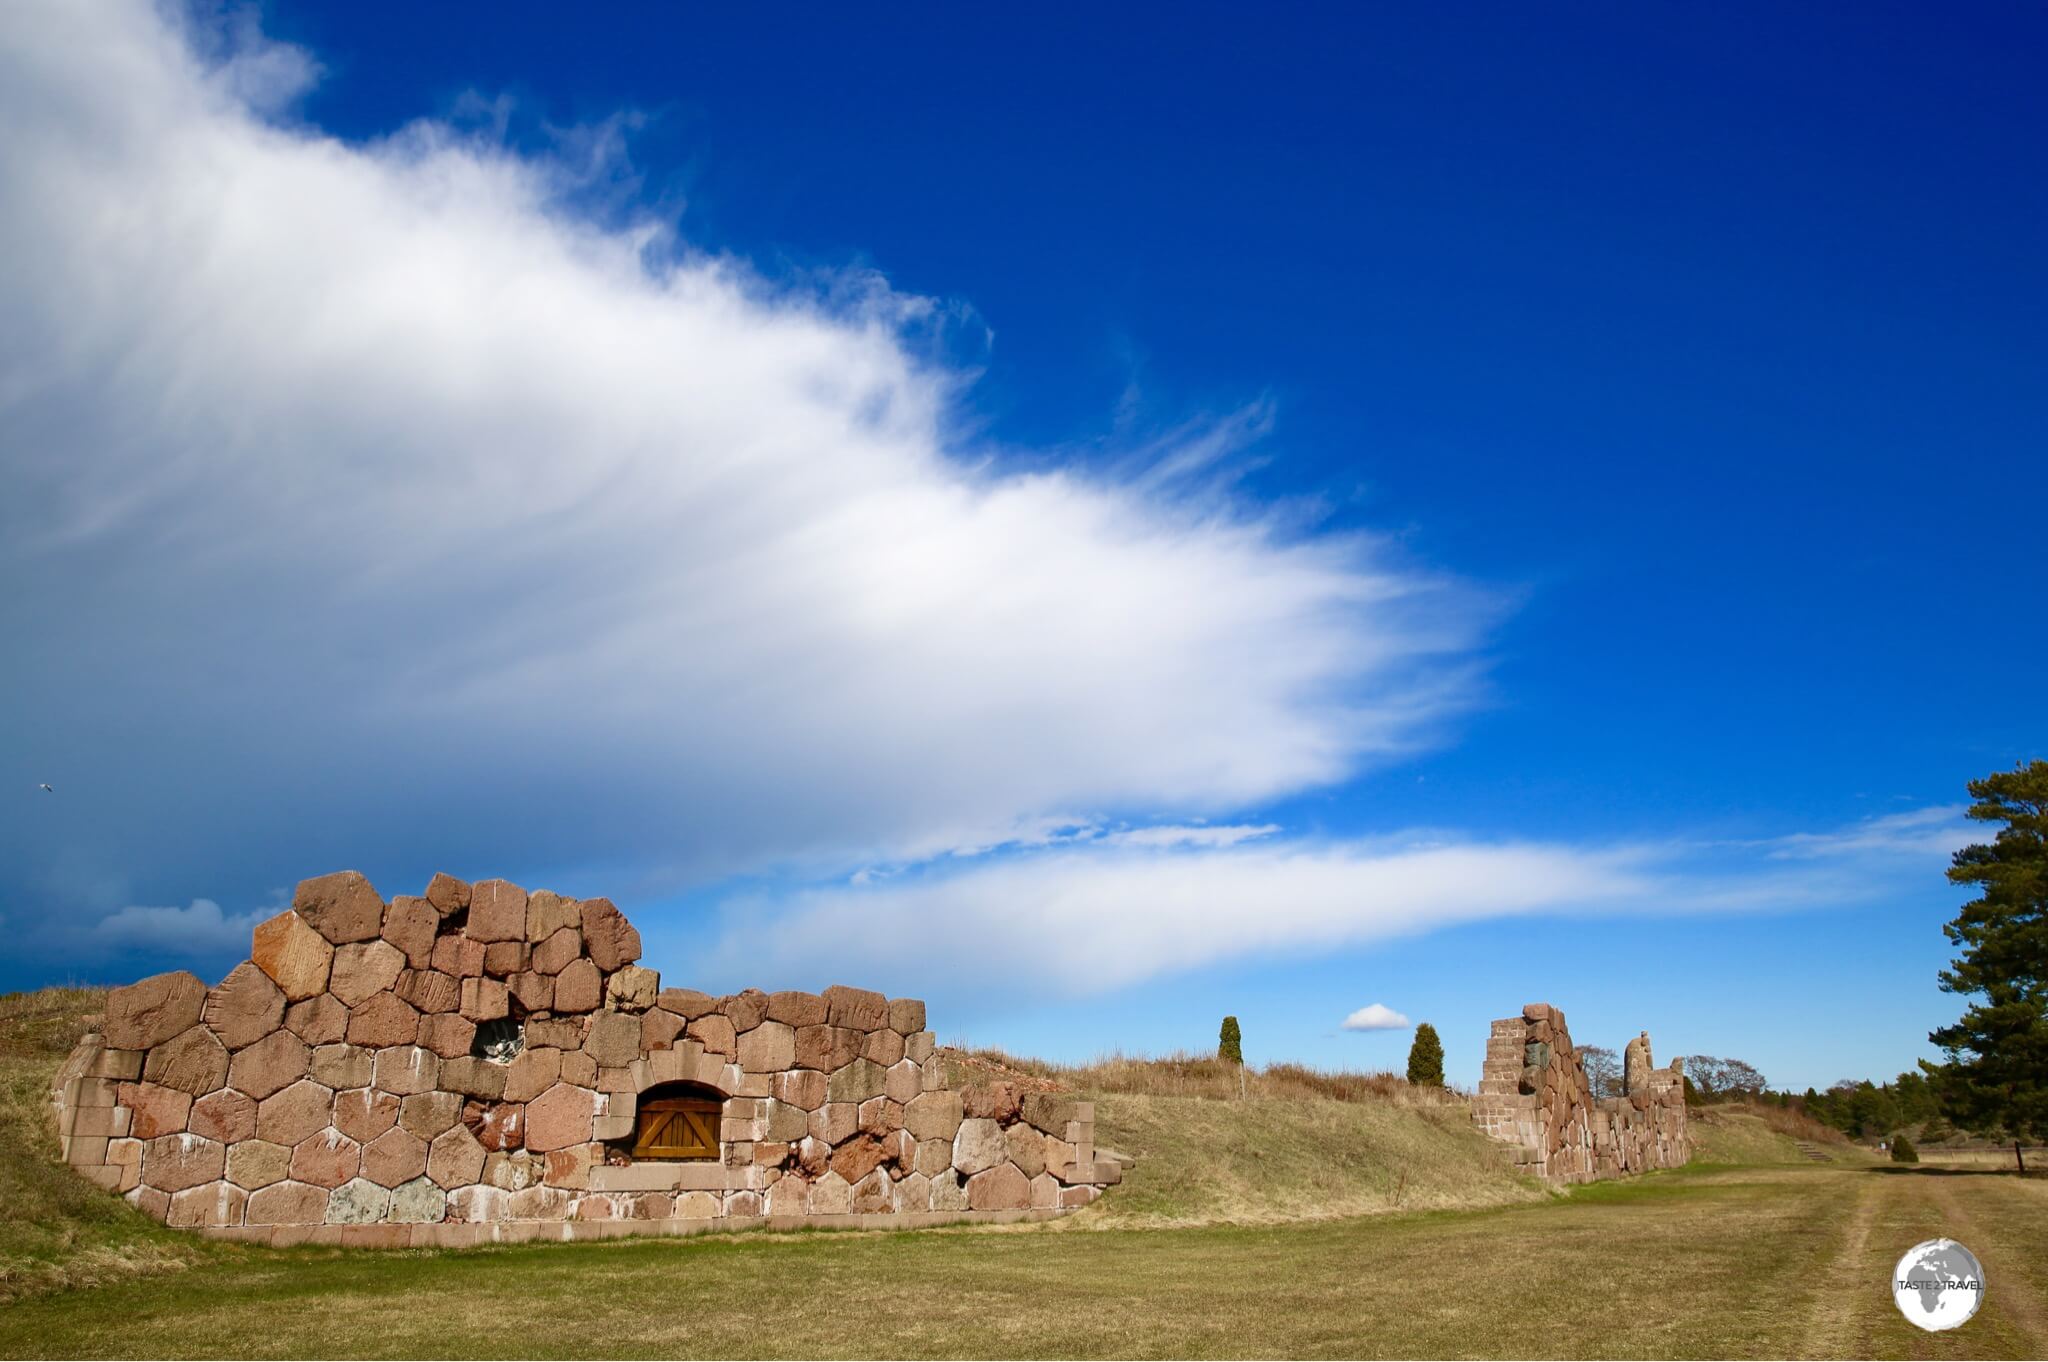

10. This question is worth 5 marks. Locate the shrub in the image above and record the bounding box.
[1890,1133,1919,1163]
[1406,1022,1444,1087]
[1218,1016,1243,1065]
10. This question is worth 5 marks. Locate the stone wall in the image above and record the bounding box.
[1468,1002,1689,1184]
[50,870,1122,1243]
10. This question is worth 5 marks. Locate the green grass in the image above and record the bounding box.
[0,1164,2041,1358]
[5,990,2043,1359]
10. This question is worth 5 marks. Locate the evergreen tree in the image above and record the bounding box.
[1924,761,2048,1173]
[1218,1015,1243,1065]
[1890,1132,1919,1163]
[1406,1022,1444,1086]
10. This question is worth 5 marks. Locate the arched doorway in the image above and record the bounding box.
[631,1082,724,1161]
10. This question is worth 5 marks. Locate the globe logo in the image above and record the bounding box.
[1892,1238,1984,1331]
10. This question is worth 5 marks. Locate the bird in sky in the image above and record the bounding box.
[39,783,53,793]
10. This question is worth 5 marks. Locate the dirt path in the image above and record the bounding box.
[1917,1174,2048,1355]
[1800,1171,1884,1359]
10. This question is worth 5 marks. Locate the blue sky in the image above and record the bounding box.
[3,2,2041,1091]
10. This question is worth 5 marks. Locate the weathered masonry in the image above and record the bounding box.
[50,870,1122,1246]
[1469,1003,1689,1183]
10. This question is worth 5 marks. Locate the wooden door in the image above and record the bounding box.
[632,1093,721,1160]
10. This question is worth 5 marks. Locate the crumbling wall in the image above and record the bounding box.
[51,869,1121,1244]
[1469,1003,1688,1184]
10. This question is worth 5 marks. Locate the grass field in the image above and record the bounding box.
[5,991,2042,1359]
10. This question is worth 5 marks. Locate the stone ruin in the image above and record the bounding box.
[1469,1003,1690,1183]
[49,870,1122,1246]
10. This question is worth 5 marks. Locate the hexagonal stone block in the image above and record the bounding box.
[827,1058,886,1104]
[104,971,208,1050]
[140,1133,224,1193]
[168,1180,247,1227]
[463,878,528,943]
[345,994,419,1048]
[293,871,386,945]
[685,1013,737,1059]
[309,1043,373,1090]
[738,1021,796,1073]
[381,896,439,970]
[202,961,286,1050]
[228,1029,310,1101]
[334,1087,400,1143]
[389,1175,446,1223]
[952,1118,1004,1176]
[424,872,471,916]
[525,890,580,942]
[503,1047,561,1104]
[373,1045,441,1097]
[822,985,888,1032]
[328,939,406,1008]
[226,1138,292,1191]
[244,1179,329,1225]
[427,1124,487,1188]
[189,1088,257,1144]
[399,1090,463,1139]
[417,1013,477,1059]
[141,1025,229,1097]
[584,1011,639,1068]
[577,897,640,971]
[887,998,926,1034]
[282,992,347,1044]
[551,959,601,1014]
[252,912,334,1002]
[360,1127,428,1188]
[325,1177,391,1224]
[256,1079,335,1147]
[524,1083,594,1153]
[117,1080,192,1138]
[290,1129,362,1189]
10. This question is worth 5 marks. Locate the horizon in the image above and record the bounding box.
[4,2,2043,1092]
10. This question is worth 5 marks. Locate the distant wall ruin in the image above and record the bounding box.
[1470,1003,1689,1183]
[50,869,1121,1246]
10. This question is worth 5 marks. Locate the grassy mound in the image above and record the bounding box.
[959,1047,1548,1225]
[0,987,221,1304]
[1077,1092,1547,1226]
[1689,1103,1870,1166]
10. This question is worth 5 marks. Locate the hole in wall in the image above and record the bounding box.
[471,1017,525,1063]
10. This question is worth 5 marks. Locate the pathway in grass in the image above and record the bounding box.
[1,1164,2041,1360]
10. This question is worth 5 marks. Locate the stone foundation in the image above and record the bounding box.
[1468,1003,1689,1183]
[51,870,1123,1233]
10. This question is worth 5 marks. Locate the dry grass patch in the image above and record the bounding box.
[0,987,224,1304]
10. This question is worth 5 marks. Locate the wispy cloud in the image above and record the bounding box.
[1341,1003,1411,1031]
[709,806,1968,998]
[1760,805,1975,860]
[0,0,1493,919]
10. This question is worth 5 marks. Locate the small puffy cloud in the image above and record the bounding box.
[1341,1003,1411,1031]
[93,899,264,954]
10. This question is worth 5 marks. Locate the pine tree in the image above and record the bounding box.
[1406,1022,1444,1086]
[1924,761,2048,1174]
[1218,1015,1243,1065]
[1890,1132,1919,1163]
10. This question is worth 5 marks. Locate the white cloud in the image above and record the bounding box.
[93,899,264,955]
[1341,1003,1411,1031]
[708,806,1968,998]
[714,835,1658,994]
[0,0,1491,902]
[1761,805,1976,860]
[1102,823,1280,849]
